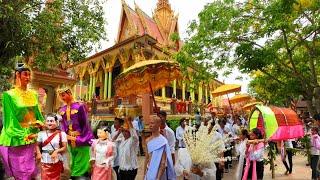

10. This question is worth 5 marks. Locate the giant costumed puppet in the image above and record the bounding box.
[0,63,44,180]
[58,87,94,179]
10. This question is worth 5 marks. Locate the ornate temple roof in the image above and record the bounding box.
[117,0,180,49]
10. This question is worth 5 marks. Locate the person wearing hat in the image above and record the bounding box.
[58,87,94,179]
[0,63,44,179]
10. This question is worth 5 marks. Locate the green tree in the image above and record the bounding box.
[0,0,106,92]
[248,70,303,106]
[175,0,320,115]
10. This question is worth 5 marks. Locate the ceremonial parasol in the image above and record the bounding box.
[115,60,181,112]
[211,84,241,97]
[242,102,263,111]
[211,84,241,114]
[249,105,304,141]
[229,94,251,104]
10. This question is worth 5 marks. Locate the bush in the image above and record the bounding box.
[166,118,195,132]
[166,119,180,132]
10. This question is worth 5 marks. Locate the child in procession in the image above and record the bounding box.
[242,128,265,180]
[36,113,67,180]
[90,126,116,180]
[235,129,249,180]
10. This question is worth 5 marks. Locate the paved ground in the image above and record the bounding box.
[136,153,312,180]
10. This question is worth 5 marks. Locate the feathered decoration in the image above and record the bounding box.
[184,124,229,168]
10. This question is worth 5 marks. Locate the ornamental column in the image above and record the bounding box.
[205,85,208,104]
[108,70,112,99]
[182,82,186,100]
[88,75,93,100]
[173,80,177,97]
[103,71,108,100]
[73,84,77,100]
[92,73,96,97]
[79,78,83,99]
[190,83,195,102]
[198,83,203,104]
[162,87,166,99]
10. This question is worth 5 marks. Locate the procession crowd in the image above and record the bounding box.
[1,64,320,180]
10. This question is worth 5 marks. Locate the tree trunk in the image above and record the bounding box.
[313,87,320,113]
[306,99,317,116]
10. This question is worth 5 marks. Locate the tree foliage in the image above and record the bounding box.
[0,0,106,92]
[176,0,320,114]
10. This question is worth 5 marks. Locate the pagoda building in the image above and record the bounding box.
[71,0,222,121]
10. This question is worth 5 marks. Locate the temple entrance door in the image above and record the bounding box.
[111,59,122,97]
[95,86,100,99]
[43,85,55,114]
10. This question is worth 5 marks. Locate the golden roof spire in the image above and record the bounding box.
[156,0,171,11]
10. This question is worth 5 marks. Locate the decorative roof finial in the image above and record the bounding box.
[156,0,171,11]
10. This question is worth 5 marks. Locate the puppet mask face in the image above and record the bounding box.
[16,71,31,87]
[46,117,58,130]
[59,91,73,103]
[97,129,108,140]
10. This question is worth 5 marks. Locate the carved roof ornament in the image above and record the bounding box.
[156,0,171,11]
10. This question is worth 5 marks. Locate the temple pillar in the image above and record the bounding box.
[103,71,108,100]
[182,82,186,100]
[142,93,152,125]
[88,75,93,100]
[190,83,195,102]
[205,85,208,104]
[92,74,96,98]
[108,71,112,99]
[79,79,83,99]
[173,80,177,97]
[199,83,203,104]
[73,84,77,100]
[162,87,166,99]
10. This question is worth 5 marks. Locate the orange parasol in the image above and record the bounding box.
[229,94,251,104]
[211,84,241,115]
[211,84,241,97]
[115,60,182,112]
[242,102,263,111]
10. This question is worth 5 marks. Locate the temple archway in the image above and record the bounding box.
[111,59,122,97]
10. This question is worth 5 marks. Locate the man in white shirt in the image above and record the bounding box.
[208,120,225,180]
[111,117,124,180]
[176,118,187,148]
[132,115,145,156]
[211,112,219,125]
[218,118,233,173]
[158,110,176,165]
[112,117,139,180]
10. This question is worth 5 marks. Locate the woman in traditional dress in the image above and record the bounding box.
[0,63,44,180]
[90,127,116,180]
[235,129,249,180]
[36,113,67,180]
[242,128,265,180]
